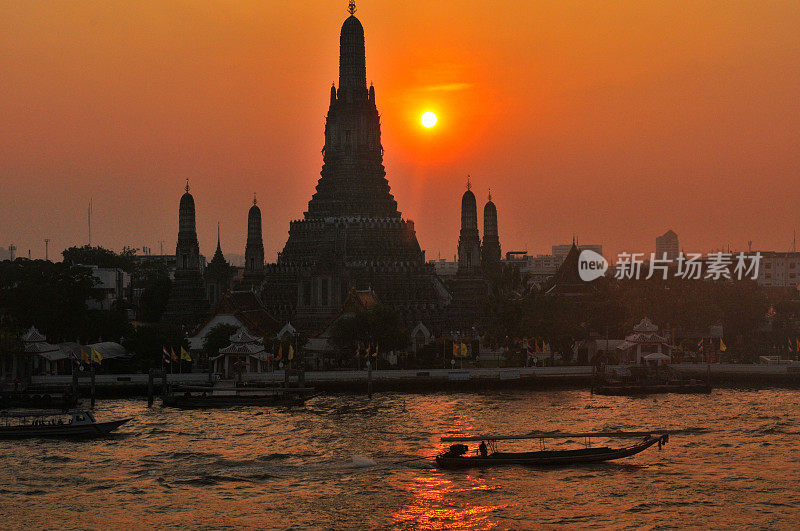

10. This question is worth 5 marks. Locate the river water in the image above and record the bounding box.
[2,389,799,529]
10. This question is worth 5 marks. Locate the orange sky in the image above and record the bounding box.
[2,1,799,262]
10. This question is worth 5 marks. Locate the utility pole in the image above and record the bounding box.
[44,239,50,261]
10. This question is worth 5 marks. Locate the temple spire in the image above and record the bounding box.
[216,221,221,252]
[338,2,367,96]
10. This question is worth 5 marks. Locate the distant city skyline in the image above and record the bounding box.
[2,1,800,261]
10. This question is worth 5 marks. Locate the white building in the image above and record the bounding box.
[429,258,458,278]
[503,244,603,284]
[756,252,800,288]
[86,266,130,310]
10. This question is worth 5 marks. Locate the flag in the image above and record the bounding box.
[171,347,178,362]
[162,346,171,364]
[698,339,704,352]
[788,338,794,353]
[366,344,371,357]
[81,347,89,364]
[372,344,378,357]
[275,345,283,361]
[460,342,468,357]
[90,347,103,364]
[288,345,294,361]
[180,346,192,362]
[535,341,542,355]
[452,343,459,357]
[719,338,727,352]
[354,344,360,358]
[796,338,799,352]
[544,343,551,355]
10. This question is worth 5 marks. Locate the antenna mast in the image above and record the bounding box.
[88,198,93,246]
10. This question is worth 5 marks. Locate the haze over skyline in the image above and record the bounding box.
[2,1,799,261]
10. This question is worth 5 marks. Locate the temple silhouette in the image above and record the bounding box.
[259,4,451,333]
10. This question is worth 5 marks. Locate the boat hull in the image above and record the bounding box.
[0,418,131,440]
[435,436,665,469]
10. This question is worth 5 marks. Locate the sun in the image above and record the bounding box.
[421,111,438,128]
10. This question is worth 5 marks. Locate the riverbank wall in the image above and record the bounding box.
[16,363,800,398]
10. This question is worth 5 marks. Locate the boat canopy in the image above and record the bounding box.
[440,430,676,442]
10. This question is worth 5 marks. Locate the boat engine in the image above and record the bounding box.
[443,444,469,457]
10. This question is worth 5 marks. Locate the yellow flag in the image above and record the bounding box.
[719,339,727,352]
[90,347,103,364]
[81,348,89,364]
[372,344,378,357]
[180,347,192,362]
[452,343,458,357]
[460,342,468,357]
[288,345,294,360]
[171,347,178,362]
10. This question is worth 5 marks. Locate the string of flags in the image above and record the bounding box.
[162,346,192,364]
[72,346,103,368]
[354,342,379,358]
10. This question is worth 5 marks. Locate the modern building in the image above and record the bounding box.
[428,258,458,278]
[504,244,603,285]
[755,251,800,289]
[260,6,450,334]
[0,245,15,261]
[656,230,679,261]
[86,266,131,310]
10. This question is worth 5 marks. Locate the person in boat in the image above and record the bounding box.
[478,440,488,457]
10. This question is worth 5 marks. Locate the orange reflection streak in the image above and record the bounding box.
[391,473,507,530]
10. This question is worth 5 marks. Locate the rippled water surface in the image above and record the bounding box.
[2,389,799,529]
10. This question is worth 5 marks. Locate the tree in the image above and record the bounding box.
[329,304,408,356]
[202,323,240,362]
[135,261,172,322]
[62,245,137,272]
[0,259,101,342]
[122,323,186,371]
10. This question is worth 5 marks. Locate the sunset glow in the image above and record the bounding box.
[1,1,799,262]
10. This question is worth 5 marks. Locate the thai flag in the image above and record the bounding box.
[162,346,171,364]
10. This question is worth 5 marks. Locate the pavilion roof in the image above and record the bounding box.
[229,327,260,345]
[21,326,47,343]
[218,342,264,356]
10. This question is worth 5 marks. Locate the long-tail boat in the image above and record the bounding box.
[0,410,130,439]
[435,430,669,469]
